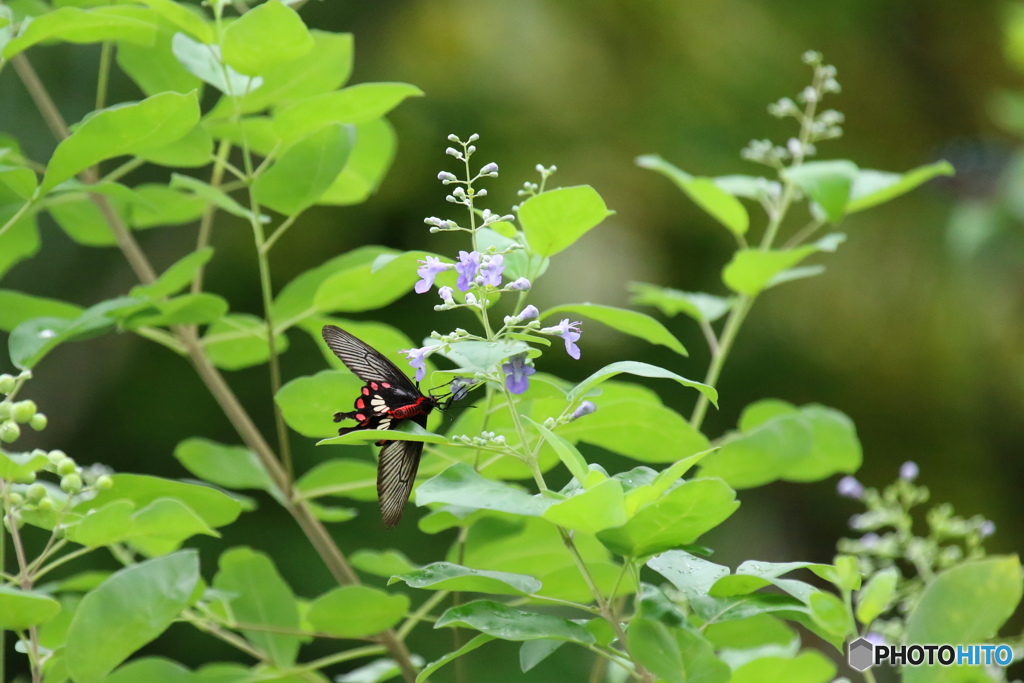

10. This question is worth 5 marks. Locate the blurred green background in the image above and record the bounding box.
[2,0,1023,680]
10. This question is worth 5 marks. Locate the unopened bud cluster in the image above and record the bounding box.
[742,52,844,167]
[836,461,997,645]
[451,431,507,448]
[4,447,114,530]
[0,373,47,444]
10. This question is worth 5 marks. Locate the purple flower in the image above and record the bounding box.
[837,476,864,500]
[899,461,919,482]
[415,256,450,294]
[865,632,886,647]
[519,305,539,321]
[502,353,535,395]
[399,346,433,383]
[507,277,531,290]
[479,255,504,287]
[860,532,880,549]
[449,376,476,402]
[455,251,481,292]
[979,520,996,538]
[543,319,582,359]
[571,401,597,420]
[438,286,454,302]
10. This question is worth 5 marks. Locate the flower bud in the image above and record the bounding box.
[11,400,37,423]
[96,475,114,491]
[480,162,499,176]
[437,171,457,183]
[26,484,47,503]
[36,497,53,512]
[0,421,20,443]
[8,493,23,507]
[61,474,83,494]
[0,374,15,394]
[571,401,597,420]
[899,461,919,482]
[468,133,480,142]
[0,403,10,420]
[57,459,77,476]
[47,450,67,466]
[29,413,47,431]
[837,476,864,500]
[979,520,996,538]
[518,305,539,321]
[12,470,35,485]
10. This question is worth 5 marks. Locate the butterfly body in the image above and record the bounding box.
[321,325,441,527]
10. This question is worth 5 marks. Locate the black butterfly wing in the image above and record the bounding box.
[321,325,419,394]
[377,412,428,528]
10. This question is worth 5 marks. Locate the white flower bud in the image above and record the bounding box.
[480,162,498,175]
[468,133,480,142]
[447,134,460,142]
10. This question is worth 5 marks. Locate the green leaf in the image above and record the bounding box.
[78,473,242,528]
[722,233,845,296]
[544,303,687,356]
[174,437,273,492]
[117,27,203,98]
[434,339,531,375]
[629,282,733,324]
[312,249,426,314]
[9,297,149,369]
[101,658,193,683]
[221,0,312,76]
[712,174,781,201]
[647,550,731,600]
[350,549,417,578]
[809,590,854,637]
[169,173,266,223]
[518,185,612,257]
[436,600,595,644]
[307,585,408,638]
[204,314,288,371]
[318,119,396,206]
[318,418,447,448]
[130,248,213,300]
[0,164,36,199]
[0,450,51,480]
[0,587,61,630]
[628,618,730,683]
[65,551,199,683]
[171,33,261,96]
[415,463,550,517]
[135,0,212,42]
[566,360,717,406]
[0,203,40,279]
[784,160,859,222]
[597,479,739,557]
[542,477,628,534]
[636,154,749,236]
[47,194,118,246]
[847,160,955,213]
[129,183,208,227]
[67,498,218,556]
[558,398,710,464]
[730,652,836,683]
[856,566,898,625]
[2,6,157,59]
[213,547,301,667]
[295,458,377,502]
[277,369,362,438]
[703,613,796,650]
[904,556,1023,683]
[273,83,424,142]
[519,639,565,673]
[391,562,541,596]
[416,634,494,683]
[525,417,589,484]
[122,292,228,327]
[43,91,200,191]
[225,30,353,115]
[272,247,391,323]
[252,124,352,215]
[700,402,862,488]
[0,290,81,332]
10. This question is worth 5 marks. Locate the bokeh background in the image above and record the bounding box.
[2,0,1023,680]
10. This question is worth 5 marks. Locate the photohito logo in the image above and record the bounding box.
[848,638,1013,671]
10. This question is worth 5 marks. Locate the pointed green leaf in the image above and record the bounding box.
[318,118,396,206]
[117,27,203,98]
[174,437,273,492]
[415,463,550,517]
[730,652,836,683]
[784,160,859,222]
[637,154,749,236]
[307,585,408,638]
[221,0,313,76]
[213,547,301,667]
[436,600,595,644]
[77,473,241,528]
[0,202,39,279]
[416,634,494,683]
[129,183,208,227]
[351,549,417,578]
[542,478,627,534]
[170,33,261,97]
[628,618,730,683]
[2,6,157,59]
[135,0,212,42]
[295,458,377,502]
[0,290,81,332]
[169,173,266,223]
[0,587,61,630]
[848,161,955,213]
[524,416,589,484]
[544,303,687,356]
[203,314,288,371]
[130,248,213,300]
[65,551,199,683]
[273,83,423,142]
[518,185,612,256]
[390,562,541,595]
[856,567,898,625]
[722,233,845,295]
[252,123,353,216]
[629,282,733,323]
[272,247,392,323]
[43,91,200,191]
[566,360,717,406]
[318,418,447,447]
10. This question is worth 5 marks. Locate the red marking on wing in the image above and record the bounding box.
[382,382,391,388]
[355,413,366,421]
[362,387,370,395]
[356,398,365,409]
[370,382,379,390]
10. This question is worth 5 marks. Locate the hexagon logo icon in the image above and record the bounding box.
[848,637,875,671]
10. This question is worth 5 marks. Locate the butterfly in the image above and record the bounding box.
[321,325,451,528]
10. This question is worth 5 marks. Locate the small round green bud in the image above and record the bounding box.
[0,375,15,394]
[25,484,47,502]
[12,470,36,485]
[57,459,77,476]
[60,474,82,494]
[47,450,67,466]
[8,493,24,506]
[0,403,10,420]
[96,475,114,491]
[11,400,37,424]
[29,413,47,431]
[0,421,20,443]
[36,497,54,512]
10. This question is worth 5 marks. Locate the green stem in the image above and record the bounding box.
[193,139,233,295]
[297,644,387,674]
[261,214,298,254]
[33,546,97,583]
[0,194,34,240]
[100,157,146,185]
[689,295,752,430]
[95,41,113,111]
[1,490,5,683]
[398,589,450,639]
